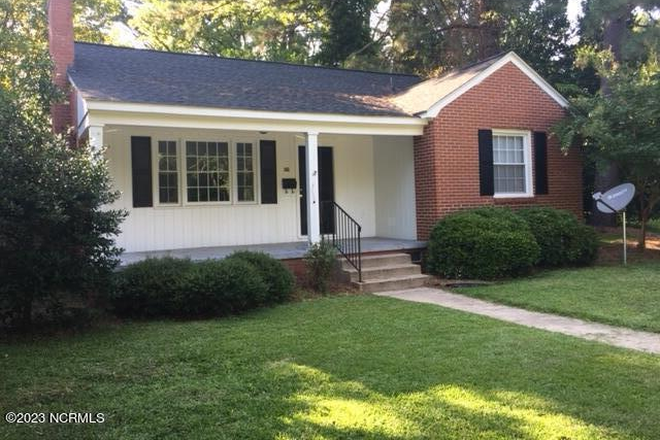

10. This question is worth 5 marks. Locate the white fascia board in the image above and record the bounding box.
[420,52,569,118]
[84,101,427,136]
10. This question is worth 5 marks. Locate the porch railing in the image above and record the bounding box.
[321,201,362,282]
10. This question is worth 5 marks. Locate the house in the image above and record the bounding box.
[48,0,582,286]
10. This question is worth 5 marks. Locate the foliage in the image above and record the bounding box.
[129,0,326,63]
[0,0,60,120]
[553,49,660,248]
[226,251,295,304]
[304,240,337,293]
[315,0,378,67]
[517,207,599,267]
[0,89,125,329]
[180,259,269,316]
[112,256,292,319]
[73,0,127,44]
[111,257,193,317]
[386,0,577,81]
[427,207,540,280]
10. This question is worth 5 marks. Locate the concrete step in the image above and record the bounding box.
[354,274,431,293]
[341,253,412,270]
[344,263,421,282]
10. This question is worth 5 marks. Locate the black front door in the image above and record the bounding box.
[298,146,334,236]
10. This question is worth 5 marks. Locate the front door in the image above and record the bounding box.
[298,146,334,236]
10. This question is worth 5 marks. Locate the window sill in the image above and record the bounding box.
[493,193,534,199]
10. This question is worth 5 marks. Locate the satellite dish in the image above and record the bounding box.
[593,183,635,214]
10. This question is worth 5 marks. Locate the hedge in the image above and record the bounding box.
[427,207,540,280]
[517,207,599,266]
[112,252,294,318]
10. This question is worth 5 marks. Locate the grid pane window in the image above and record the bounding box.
[493,135,526,194]
[236,142,255,202]
[186,141,230,202]
[157,140,178,204]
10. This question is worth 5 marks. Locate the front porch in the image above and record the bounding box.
[120,237,427,266]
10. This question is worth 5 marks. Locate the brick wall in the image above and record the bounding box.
[414,62,583,240]
[48,0,74,134]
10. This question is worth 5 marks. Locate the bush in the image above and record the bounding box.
[517,207,599,266]
[427,207,540,280]
[225,251,295,303]
[179,259,268,317]
[112,257,193,317]
[0,90,125,329]
[304,241,337,293]
[112,256,278,319]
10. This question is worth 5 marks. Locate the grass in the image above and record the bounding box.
[2,295,660,439]
[455,260,660,333]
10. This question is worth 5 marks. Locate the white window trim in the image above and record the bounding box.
[152,139,182,207]
[232,139,260,205]
[181,138,233,206]
[492,129,534,199]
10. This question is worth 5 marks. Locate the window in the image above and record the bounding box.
[186,141,230,202]
[493,132,531,196]
[157,140,178,204]
[235,142,256,202]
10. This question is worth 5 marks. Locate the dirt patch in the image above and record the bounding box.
[596,227,660,264]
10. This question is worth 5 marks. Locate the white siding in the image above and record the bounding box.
[373,136,417,239]
[105,126,381,252]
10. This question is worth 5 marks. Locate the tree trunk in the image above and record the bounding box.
[18,294,33,330]
[591,3,632,227]
[639,209,648,251]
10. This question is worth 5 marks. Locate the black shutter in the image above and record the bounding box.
[259,140,277,204]
[131,136,153,207]
[478,129,494,196]
[534,131,549,195]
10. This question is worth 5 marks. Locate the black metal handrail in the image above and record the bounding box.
[321,201,362,282]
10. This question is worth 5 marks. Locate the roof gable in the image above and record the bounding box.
[391,52,568,117]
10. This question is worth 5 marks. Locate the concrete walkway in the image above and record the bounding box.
[375,288,660,355]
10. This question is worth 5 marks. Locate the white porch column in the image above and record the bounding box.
[306,131,321,244]
[88,125,104,152]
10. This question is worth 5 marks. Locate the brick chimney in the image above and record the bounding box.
[48,0,75,134]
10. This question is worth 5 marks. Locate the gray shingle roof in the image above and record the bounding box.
[391,53,508,115]
[69,42,422,117]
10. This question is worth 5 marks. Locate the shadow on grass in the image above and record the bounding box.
[2,296,659,439]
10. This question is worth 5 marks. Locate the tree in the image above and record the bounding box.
[315,0,378,67]
[0,0,125,329]
[0,89,126,329]
[386,0,574,79]
[553,49,660,249]
[129,0,326,63]
[579,0,660,225]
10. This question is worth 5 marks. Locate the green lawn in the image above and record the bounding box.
[455,261,660,333]
[2,296,660,439]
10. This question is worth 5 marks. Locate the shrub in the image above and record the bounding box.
[427,207,540,280]
[112,257,193,317]
[179,259,268,317]
[0,90,125,329]
[304,240,337,293]
[517,207,599,266]
[225,251,295,303]
[112,257,270,319]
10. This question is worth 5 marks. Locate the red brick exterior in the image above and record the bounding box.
[48,0,75,134]
[414,62,583,240]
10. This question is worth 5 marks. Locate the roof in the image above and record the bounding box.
[390,53,507,115]
[69,44,567,120]
[69,42,422,117]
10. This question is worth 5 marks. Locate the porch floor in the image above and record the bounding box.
[120,237,427,266]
